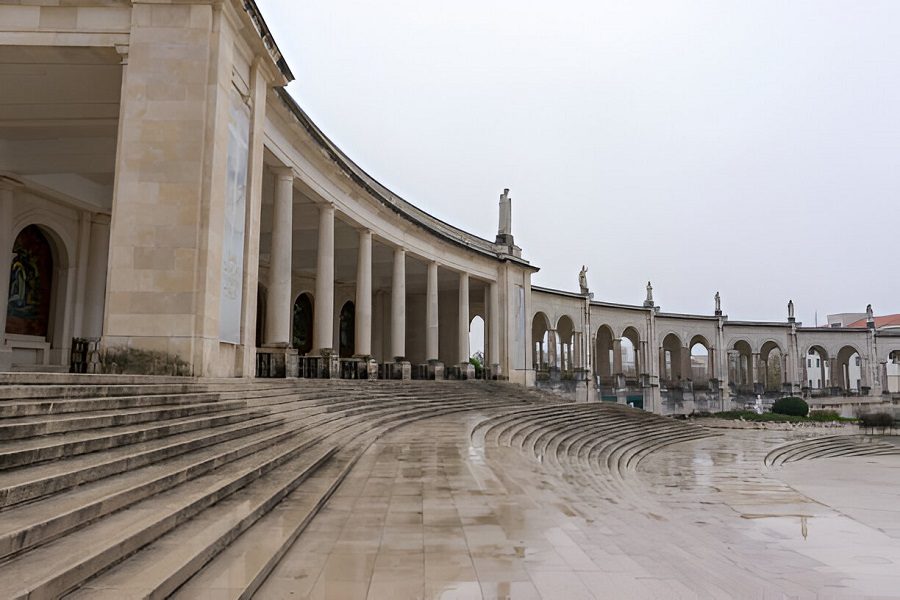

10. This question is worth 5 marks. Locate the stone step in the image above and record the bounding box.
[0,425,333,599]
[170,445,364,600]
[0,391,223,418]
[0,412,288,510]
[0,407,268,469]
[0,399,248,441]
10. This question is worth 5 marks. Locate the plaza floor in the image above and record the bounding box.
[255,414,900,600]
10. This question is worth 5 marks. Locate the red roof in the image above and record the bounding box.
[845,314,900,329]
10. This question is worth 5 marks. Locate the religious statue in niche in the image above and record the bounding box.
[578,265,589,295]
[6,225,53,337]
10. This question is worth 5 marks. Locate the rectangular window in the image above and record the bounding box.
[807,359,811,368]
[817,359,820,368]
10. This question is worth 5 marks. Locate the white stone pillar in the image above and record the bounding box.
[458,272,470,364]
[0,186,13,353]
[489,282,500,370]
[314,203,335,353]
[265,168,294,346]
[390,247,406,360]
[425,261,439,361]
[355,229,372,356]
[83,215,111,338]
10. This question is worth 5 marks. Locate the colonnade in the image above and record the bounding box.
[259,170,499,378]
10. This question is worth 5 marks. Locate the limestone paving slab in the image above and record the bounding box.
[255,412,900,599]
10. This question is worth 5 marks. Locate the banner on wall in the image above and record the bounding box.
[219,90,250,344]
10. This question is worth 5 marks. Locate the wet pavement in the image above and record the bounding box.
[257,414,900,599]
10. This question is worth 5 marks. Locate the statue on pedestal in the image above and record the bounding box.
[714,291,721,315]
[578,265,589,295]
[643,281,654,308]
[788,299,795,321]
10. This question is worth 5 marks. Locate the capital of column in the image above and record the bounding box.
[272,166,295,181]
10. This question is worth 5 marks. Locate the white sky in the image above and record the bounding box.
[258,0,899,326]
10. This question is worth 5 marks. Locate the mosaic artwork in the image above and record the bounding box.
[6,225,53,337]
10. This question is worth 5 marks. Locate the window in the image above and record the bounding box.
[807,359,811,368]
[808,379,813,388]
[855,357,860,367]
[816,359,820,368]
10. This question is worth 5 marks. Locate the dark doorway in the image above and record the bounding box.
[6,225,54,338]
[339,301,355,358]
[292,293,313,354]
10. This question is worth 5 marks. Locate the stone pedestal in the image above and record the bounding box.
[427,360,444,381]
[0,347,11,372]
[387,361,411,380]
[366,359,379,380]
[258,345,298,378]
[490,363,502,380]
[326,354,340,379]
[461,362,475,380]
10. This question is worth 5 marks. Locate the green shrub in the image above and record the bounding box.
[772,396,808,417]
[859,412,895,430]
[807,410,842,422]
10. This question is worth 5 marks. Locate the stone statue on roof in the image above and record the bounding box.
[714,291,721,314]
[643,281,654,308]
[788,299,795,320]
[578,266,589,295]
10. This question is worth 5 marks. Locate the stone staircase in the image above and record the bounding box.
[0,375,552,599]
[764,434,900,467]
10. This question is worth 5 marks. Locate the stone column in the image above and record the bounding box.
[489,279,501,376]
[265,168,294,346]
[458,272,472,377]
[548,330,558,369]
[390,247,406,360]
[708,346,716,380]
[355,229,372,357]
[659,347,667,382]
[612,338,624,374]
[0,186,12,365]
[83,216,111,338]
[425,261,439,361]
[820,359,827,390]
[314,203,335,354]
[752,353,761,384]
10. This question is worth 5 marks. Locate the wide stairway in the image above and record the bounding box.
[0,374,707,599]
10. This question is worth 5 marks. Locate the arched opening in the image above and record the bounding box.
[760,341,783,393]
[621,327,641,379]
[661,333,683,386]
[836,345,861,394]
[531,312,550,372]
[338,301,355,358]
[556,315,575,373]
[469,315,485,375]
[805,346,828,392]
[292,293,314,355]
[730,340,753,391]
[255,285,267,348]
[689,336,710,389]
[595,325,614,383]
[888,350,900,393]
[6,225,54,339]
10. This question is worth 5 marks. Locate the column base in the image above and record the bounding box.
[386,361,411,380]
[257,345,298,378]
[0,345,12,372]
[427,360,444,380]
[490,363,502,380]
[461,362,475,380]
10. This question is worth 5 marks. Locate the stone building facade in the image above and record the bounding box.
[2,0,898,413]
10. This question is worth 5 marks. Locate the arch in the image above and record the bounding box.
[730,339,753,388]
[469,314,485,360]
[555,315,575,372]
[532,312,551,370]
[292,292,314,355]
[595,324,615,380]
[805,345,828,391]
[621,326,641,377]
[689,336,709,388]
[338,300,355,358]
[6,225,55,338]
[661,332,683,384]
[760,340,784,392]
[836,344,862,393]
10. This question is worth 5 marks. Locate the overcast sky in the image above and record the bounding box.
[259,0,898,325]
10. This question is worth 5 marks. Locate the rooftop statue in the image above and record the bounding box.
[578,265,589,295]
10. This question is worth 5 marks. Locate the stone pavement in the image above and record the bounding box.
[256,415,900,599]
